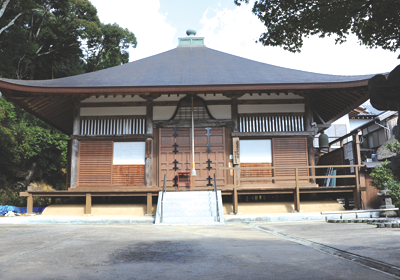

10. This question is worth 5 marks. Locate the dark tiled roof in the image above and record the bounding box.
[0,46,375,88]
[359,100,385,115]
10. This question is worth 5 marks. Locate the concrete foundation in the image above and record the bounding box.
[41,200,344,216]
[42,204,156,216]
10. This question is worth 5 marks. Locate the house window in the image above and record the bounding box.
[240,140,272,163]
[240,140,272,183]
[113,142,145,165]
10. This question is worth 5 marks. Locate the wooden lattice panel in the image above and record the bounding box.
[240,163,273,184]
[78,141,113,186]
[272,138,308,182]
[113,165,145,186]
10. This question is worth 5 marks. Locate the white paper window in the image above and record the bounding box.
[113,142,145,165]
[240,140,272,163]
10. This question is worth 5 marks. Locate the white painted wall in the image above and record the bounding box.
[153,106,176,120]
[238,104,305,114]
[208,105,231,119]
[80,107,146,116]
[333,115,351,133]
[350,119,371,131]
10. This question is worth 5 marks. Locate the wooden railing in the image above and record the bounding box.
[220,164,364,212]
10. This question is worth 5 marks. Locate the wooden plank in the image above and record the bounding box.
[80,99,305,108]
[27,193,33,214]
[78,141,113,187]
[146,193,152,215]
[80,115,146,120]
[219,164,364,170]
[232,137,240,165]
[113,165,145,186]
[273,138,309,182]
[154,119,233,128]
[231,131,314,137]
[71,134,153,141]
[85,193,91,215]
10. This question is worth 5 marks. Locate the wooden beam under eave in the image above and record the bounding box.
[231,131,315,137]
[70,134,153,141]
[327,93,370,124]
[79,98,305,108]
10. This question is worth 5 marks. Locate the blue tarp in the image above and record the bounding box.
[0,205,46,215]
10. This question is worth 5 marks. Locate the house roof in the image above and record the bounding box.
[0,44,382,135]
[0,46,373,88]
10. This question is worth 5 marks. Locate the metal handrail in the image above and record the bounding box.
[160,174,166,223]
[213,173,220,222]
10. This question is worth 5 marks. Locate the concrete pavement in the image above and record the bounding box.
[0,221,399,279]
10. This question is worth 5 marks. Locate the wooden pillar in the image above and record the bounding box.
[70,102,80,188]
[231,97,239,132]
[294,168,300,212]
[146,99,153,135]
[353,132,362,209]
[85,193,91,215]
[146,193,152,215]
[304,97,316,182]
[143,96,155,188]
[27,193,33,215]
[145,139,153,188]
[233,187,238,214]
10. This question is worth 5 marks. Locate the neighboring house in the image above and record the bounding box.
[318,100,398,209]
[0,31,380,216]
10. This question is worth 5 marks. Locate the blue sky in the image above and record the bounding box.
[90,0,399,75]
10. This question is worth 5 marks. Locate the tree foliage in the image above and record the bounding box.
[370,160,400,207]
[0,0,137,80]
[235,0,400,55]
[0,0,137,207]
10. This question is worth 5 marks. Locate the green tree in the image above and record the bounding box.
[234,0,400,55]
[370,160,400,207]
[85,23,137,72]
[0,0,137,207]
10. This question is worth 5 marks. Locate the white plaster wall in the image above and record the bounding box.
[238,104,304,114]
[80,107,146,116]
[81,95,146,103]
[153,106,176,120]
[349,119,370,131]
[332,115,351,133]
[238,93,303,100]
[208,105,231,119]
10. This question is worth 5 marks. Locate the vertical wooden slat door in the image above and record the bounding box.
[78,141,113,187]
[272,138,308,182]
[159,127,226,188]
[193,127,226,187]
[159,128,191,187]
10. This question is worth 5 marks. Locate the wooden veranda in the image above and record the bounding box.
[20,163,364,215]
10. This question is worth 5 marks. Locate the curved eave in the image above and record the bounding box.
[0,79,370,95]
[0,78,370,136]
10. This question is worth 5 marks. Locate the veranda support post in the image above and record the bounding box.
[85,193,91,215]
[146,193,152,215]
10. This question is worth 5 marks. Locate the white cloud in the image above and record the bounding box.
[199,3,400,75]
[90,0,176,61]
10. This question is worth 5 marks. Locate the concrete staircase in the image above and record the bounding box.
[155,191,225,225]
